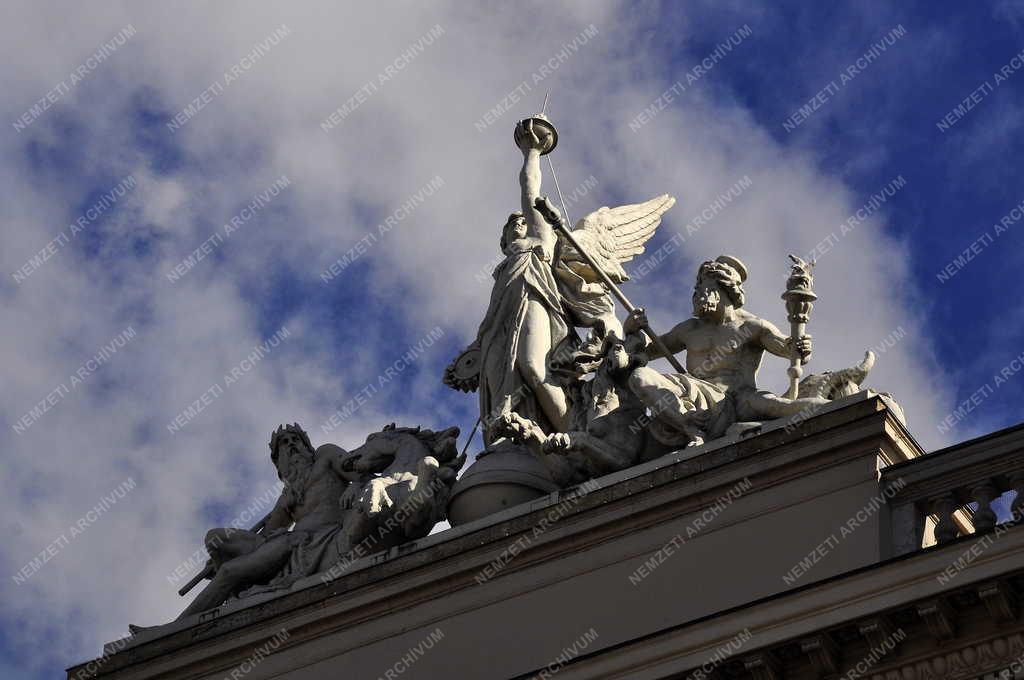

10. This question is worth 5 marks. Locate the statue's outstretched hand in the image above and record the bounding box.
[516,119,550,153]
[340,486,359,511]
[533,196,562,228]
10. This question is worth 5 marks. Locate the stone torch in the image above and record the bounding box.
[781,254,817,399]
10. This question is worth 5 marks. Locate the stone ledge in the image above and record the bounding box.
[512,523,1024,679]
[71,391,916,677]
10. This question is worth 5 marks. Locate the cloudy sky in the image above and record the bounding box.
[2,1,1023,676]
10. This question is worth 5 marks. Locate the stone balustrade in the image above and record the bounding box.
[881,423,1024,556]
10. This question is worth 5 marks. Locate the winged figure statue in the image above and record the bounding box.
[551,194,676,351]
[443,114,676,447]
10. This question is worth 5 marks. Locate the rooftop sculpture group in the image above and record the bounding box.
[133,423,461,630]
[443,112,884,509]
[138,110,891,627]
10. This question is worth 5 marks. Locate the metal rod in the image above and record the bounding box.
[461,416,482,457]
[547,155,574,232]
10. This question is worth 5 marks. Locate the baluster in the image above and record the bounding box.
[1010,471,1024,523]
[970,479,998,533]
[932,492,960,544]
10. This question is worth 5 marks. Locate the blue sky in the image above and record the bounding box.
[1,2,1022,677]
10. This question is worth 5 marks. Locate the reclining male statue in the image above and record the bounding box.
[623,255,830,447]
[132,422,463,630]
[127,424,358,631]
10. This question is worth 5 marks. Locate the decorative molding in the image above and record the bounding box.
[744,652,782,680]
[978,581,1018,624]
[867,632,1024,680]
[800,634,840,676]
[858,616,898,652]
[917,598,956,640]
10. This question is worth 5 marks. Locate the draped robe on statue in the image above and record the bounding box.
[553,261,615,329]
[476,240,572,445]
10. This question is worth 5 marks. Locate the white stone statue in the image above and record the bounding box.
[445,115,676,448]
[500,331,669,487]
[132,423,464,629]
[444,118,574,444]
[329,424,463,560]
[499,253,893,479]
[623,256,830,446]
[134,424,360,627]
[551,193,675,354]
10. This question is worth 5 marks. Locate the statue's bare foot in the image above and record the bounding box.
[128,623,153,635]
[685,436,705,448]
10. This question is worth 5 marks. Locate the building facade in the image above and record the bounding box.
[69,394,1024,679]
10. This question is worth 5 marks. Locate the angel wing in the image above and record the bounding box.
[558,194,676,283]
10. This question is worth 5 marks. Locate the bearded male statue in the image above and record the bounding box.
[166,424,361,621]
[624,255,829,447]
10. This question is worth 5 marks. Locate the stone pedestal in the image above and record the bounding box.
[447,439,560,526]
[71,393,1024,680]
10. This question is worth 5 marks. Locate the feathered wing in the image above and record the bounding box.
[558,194,676,283]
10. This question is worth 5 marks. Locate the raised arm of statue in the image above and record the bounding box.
[516,120,556,252]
